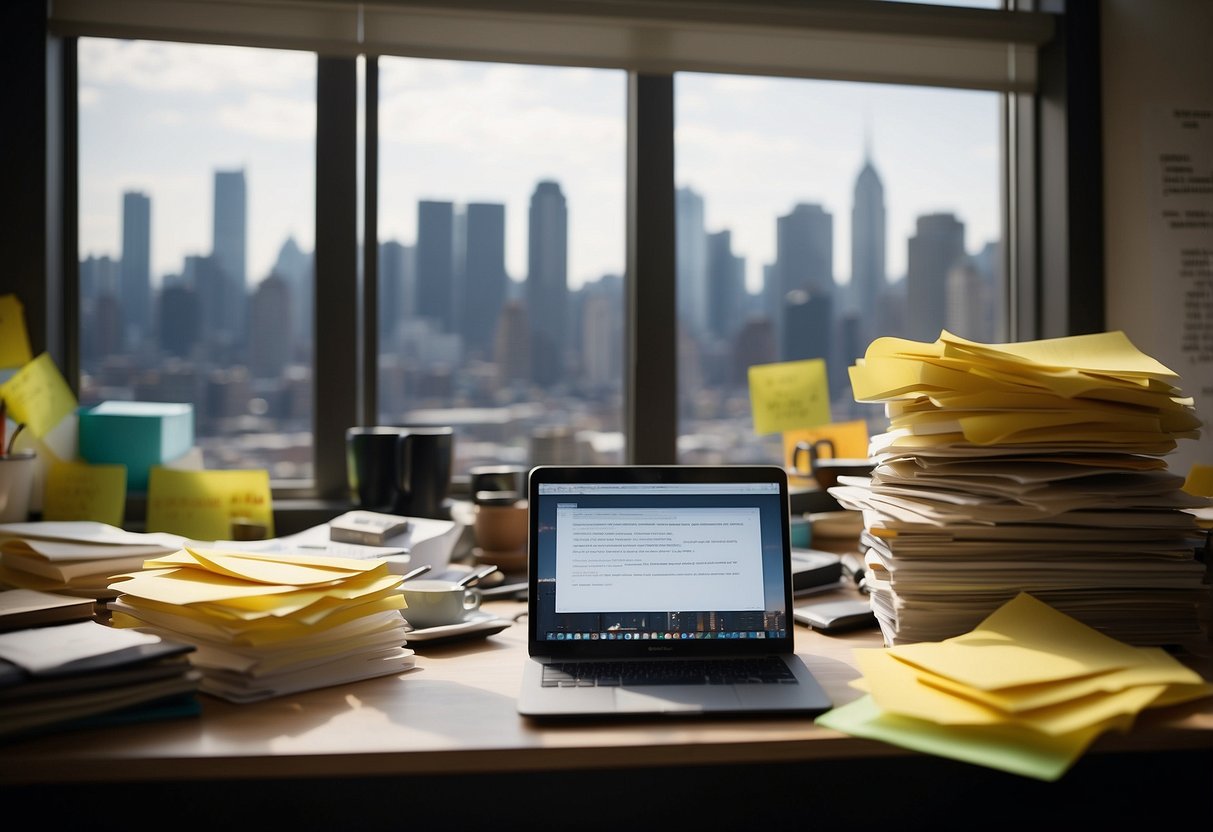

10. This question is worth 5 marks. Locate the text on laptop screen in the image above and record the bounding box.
[533,482,789,643]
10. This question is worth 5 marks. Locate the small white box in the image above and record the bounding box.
[329,510,410,546]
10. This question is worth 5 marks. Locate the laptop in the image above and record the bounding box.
[518,464,833,719]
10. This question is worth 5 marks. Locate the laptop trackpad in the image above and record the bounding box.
[615,686,743,713]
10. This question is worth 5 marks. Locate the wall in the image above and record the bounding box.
[1103,0,1213,476]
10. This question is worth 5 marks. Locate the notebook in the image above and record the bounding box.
[518,465,833,719]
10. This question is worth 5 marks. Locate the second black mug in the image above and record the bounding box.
[346,425,454,518]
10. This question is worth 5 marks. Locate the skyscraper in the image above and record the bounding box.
[706,229,746,342]
[274,235,312,350]
[249,272,293,379]
[526,180,568,385]
[850,150,886,346]
[212,169,247,343]
[379,239,411,349]
[775,203,833,367]
[462,202,509,359]
[416,200,456,332]
[120,190,151,347]
[906,212,965,342]
[676,186,709,338]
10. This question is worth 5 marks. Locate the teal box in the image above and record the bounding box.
[77,401,195,491]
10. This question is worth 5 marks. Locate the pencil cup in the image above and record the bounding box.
[0,451,37,523]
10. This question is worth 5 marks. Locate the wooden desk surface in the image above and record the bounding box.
[2,591,1211,787]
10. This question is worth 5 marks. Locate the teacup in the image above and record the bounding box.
[400,579,482,629]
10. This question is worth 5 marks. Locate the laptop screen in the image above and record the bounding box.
[527,466,794,657]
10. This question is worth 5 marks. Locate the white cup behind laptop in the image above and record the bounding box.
[401,580,482,629]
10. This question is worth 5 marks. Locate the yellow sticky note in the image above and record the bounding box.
[1184,464,1213,497]
[0,294,33,370]
[0,352,77,439]
[42,460,127,527]
[145,468,275,541]
[748,358,831,436]
[783,419,870,474]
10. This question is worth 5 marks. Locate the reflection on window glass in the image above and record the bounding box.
[377,58,626,476]
[674,74,1002,466]
[77,38,317,481]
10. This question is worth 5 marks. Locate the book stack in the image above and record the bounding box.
[0,521,185,601]
[107,547,416,702]
[833,330,1212,647]
[0,590,200,741]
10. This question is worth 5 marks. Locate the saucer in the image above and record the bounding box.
[402,610,513,647]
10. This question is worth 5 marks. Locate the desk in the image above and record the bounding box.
[2,591,1211,829]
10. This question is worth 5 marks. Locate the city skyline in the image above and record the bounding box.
[78,38,1001,295]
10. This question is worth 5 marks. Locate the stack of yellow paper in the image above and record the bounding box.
[833,330,1211,646]
[817,593,1213,780]
[106,547,415,702]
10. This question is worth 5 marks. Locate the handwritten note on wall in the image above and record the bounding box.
[146,468,274,541]
[748,358,831,436]
[0,353,77,438]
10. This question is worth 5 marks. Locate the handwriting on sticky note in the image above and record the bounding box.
[43,460,127,527]
[146,468,275,541]
[0,352,78,439]
[748,359,831,436]
[0,294,33,370]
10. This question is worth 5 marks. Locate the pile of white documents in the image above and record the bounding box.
[107,547,415,702]
[832,330,1211,647]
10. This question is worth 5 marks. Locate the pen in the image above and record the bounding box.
[0,400,6,457]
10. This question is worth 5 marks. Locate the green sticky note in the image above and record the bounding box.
[815,695,1119,782]
[146,468,275,541]
[748,358,831,436]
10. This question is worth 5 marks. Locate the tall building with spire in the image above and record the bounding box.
[120,190,152,348]
[850,145,887,348]
[526,180,568,385]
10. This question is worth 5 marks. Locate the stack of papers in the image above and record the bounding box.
[834,331,1211,646]
[106,548,416,703]
[817,593,1213,780]
[0,521,186,600]
[0,619,200,741]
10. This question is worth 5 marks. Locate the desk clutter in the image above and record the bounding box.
[833,330,1213,648]
[818,592,1213,781]
[0,588,201,741]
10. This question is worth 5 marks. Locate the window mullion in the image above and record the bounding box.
[627,72,677,464]
[314,55,359,500]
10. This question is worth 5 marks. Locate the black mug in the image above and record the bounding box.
[346,425,455,518]
[346,426,407,512]
[393,425,454,519]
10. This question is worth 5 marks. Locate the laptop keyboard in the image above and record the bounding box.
[541,657,797,687]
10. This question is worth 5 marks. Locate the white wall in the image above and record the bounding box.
[1103,0,1213,476]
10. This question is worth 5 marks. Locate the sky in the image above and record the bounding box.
[78,38,1000,295]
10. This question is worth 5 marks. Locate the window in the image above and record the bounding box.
[29,0,1077,516]
[375,58,626,473]
[674,74,1003,463]
[77,38,317,481]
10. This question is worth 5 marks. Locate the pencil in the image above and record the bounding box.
[0,399,6,458]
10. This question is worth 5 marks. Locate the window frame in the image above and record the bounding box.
[11,0,1100,530]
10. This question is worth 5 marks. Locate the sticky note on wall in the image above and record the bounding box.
[0,352,77,438]
[748,358,831,436]
[0,294,33,369]
[146,468,274,541]
[43,460,127,527]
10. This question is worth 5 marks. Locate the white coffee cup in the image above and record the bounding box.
[400,579,482,629]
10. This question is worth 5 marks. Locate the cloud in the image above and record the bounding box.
[218,93,316,142]
[79,38,312,95]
